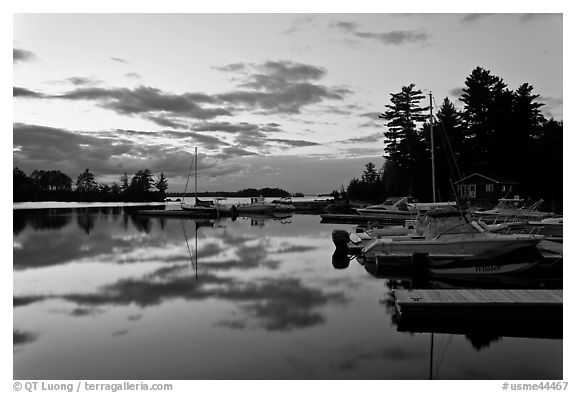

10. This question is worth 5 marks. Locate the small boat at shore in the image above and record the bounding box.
[237,196,295,215]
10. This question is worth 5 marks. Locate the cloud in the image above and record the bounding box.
[191,121,282,134]
[161,130,230,150]
[66,77,102,86]
[518,14,561,22]
[212,63,247,73]
[188,121,289,152]
[215,60,351,114]
[333,21,429,45]
[214,146,259,159]
[144,114,189,129]
[14,330,38,346]
[338,132,382,144]
[13,123,246,180]
[14,86,45,98]
[460,14,496,24]
[13,48,36,63]
[268,138,320,147]
[359,112,383,120]
[540,96,563,119]
[15,60,348,127]
[449,87,464,97]
[53,86,231,120]
[283,15,316,35]
[126,72,141,79]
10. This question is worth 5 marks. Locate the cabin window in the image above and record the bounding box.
[457,185,464,197]
[457,184,476,198]
[486,184,494,192]
[502,185,507,192]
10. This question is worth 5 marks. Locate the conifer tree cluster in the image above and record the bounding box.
[345,67,562,211]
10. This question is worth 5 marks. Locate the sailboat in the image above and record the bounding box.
[180,147,218,216]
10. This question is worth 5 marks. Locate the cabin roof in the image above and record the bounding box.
[454,172,518,185]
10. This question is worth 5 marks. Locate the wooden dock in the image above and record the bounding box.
[394,289,562,317]
[320,214,405,225]
[393,289,563,339]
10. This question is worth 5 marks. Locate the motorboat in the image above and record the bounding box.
[356,196,457,220]
[355,196,417,218]
[237,196,295,215]
[361,209,544,261]
[332,218,420,255]
[474,198,557,222]
[480,216,563,243]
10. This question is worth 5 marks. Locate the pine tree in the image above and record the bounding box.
[75,169,98,193]
[155,172,168,199]
[120,173,129,193]
[381,83,429,169]
[380,84,429,196]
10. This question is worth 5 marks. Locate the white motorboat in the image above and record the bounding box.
[355,196,418,218]
[362,209,544,261]
[237,196,295,215]
[474,198,557,222]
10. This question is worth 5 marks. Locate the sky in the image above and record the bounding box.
[12,12,563,194]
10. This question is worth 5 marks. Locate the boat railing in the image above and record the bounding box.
[430,222,481,239]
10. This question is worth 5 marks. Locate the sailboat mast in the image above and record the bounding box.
[194,146,198,201]
[429,92,436,203]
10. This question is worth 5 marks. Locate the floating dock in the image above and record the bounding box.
[393,289,563,339]
[394,289,562,318]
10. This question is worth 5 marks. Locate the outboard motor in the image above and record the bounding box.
[332,229,350,252]
[332,248,350,269]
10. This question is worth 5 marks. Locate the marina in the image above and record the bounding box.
[13,205,563,380]
[13,12,564,384]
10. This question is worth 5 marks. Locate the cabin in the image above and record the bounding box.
[454,173,518,207]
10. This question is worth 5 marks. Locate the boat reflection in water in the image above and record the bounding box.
[14,207,562,380]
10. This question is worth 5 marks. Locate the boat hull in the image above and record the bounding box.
[362,233,542,260]
[356,209,417,219]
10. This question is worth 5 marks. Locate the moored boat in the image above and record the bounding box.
[361,209,544,261]
[474,198,557,222]
[355,196,418,219]
[237,196,295,215]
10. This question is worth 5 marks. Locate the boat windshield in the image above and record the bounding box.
[422,214,483,237]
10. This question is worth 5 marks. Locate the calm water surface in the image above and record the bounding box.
[13,206,562,379]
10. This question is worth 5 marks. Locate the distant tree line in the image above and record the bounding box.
[167,187,294,199]
[13,168,169,202]
[342,66,562,210]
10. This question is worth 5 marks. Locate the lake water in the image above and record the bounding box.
[13,205,562,379]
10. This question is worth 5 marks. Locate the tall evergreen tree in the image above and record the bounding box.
[120,173,129,193]
[460,67,509,172]
[130,169,154,194]
[155,172,169,199]
[381,83,429,169]
[75,169,98,193]
[380,84,429,197]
